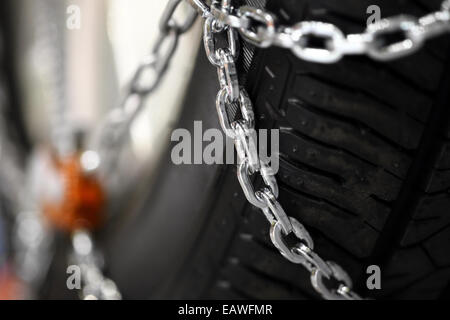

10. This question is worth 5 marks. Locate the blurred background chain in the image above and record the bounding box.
[0,0,201,299]
[90,0,198,179]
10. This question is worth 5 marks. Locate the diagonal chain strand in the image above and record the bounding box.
[192,0,371,300]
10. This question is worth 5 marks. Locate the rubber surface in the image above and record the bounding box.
[160,0,450,300]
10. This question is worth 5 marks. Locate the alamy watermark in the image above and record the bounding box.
[367,5,382,26]
[66,263,382,292]
[66,4,81,30]
[366,265,381,290]
[64,5,381,32]
[171,121,280,174]
[66,265,82,290]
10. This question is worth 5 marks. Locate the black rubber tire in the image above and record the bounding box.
[107,0,450,300]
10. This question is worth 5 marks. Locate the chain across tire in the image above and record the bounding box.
[188,0,450,63]
[194,0,368,300]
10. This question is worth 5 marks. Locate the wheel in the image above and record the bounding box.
[106,0,450,299]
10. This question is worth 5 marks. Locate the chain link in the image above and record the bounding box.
[191,0,450,63]
[198,0,365,300]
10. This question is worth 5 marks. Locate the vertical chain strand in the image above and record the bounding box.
[199,0,364,300]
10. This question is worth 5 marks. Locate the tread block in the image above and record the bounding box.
[426,170,450,193]
[229,234,317,298]
[279,184,382,257]
[401,194,450,246]
[285,99,412,177]
[278,158,391,231]
[280,129,402,202]
[436,143,450,169]
[284,54,434,122]
[291,74,425,149]
[394,269,450,300]
[423,227,450,268]
[220,263,309,299]
[378,247,435,296]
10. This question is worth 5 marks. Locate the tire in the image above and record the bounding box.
[106,0,450,300]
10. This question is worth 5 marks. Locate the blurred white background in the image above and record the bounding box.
[18,0,202,166]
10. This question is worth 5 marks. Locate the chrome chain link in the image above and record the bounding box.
[189,0,450,63]
[196,0,364,300]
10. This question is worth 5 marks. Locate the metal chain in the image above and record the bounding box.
[197,0,363,300]
[0,10,55,298]
[189,0,450,63]
[0,0,197,300]
[71,230,121,300]
[91,0,198,174]
[78,0,198,300]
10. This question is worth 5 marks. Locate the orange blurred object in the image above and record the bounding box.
[42,153,105,233]
[0,265,25,300]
